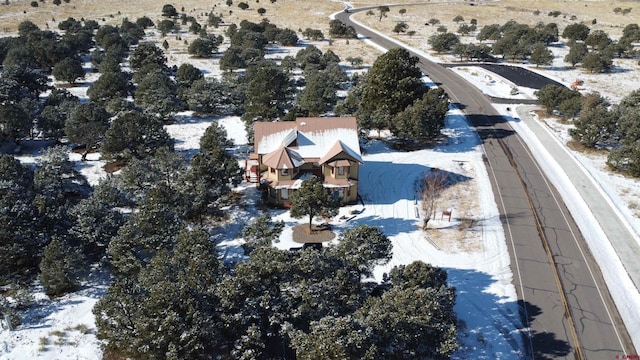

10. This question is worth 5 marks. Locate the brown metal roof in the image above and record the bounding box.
[253,117,357,154]
[261,146,304,169]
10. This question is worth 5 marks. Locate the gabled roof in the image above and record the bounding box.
[261,146,305,169]
[254,118,361,165]
[319,140,363,165]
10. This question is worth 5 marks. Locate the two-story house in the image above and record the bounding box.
[251,117,363,207]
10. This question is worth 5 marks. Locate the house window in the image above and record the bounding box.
[281,168,289,176]
[281,188,289,199]
[338,166,345,175]
[270,167,276,174]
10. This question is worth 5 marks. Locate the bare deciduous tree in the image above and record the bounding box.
[421,168,449,229]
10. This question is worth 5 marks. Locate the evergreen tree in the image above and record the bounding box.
[93,278,146,356]
[476,24,502,42]
[39,236,85,296]
[530,43,553,67]
[296,45,326,71]
[535,84,582,116]
[87,71,131,106]
[428,32,460,53]
[183,123,242,219]
[357,48,427,133]
[0,103,31,142]
[298,70,338,116]
[174,63,203,88]
[183,78,236,115]
[65,102,110,160]
[275,28,298,46]
[385,261,449,290]
[37,88,79,140]
[585,29,612,51]
[581,53,613,73]
[607,91,640,176]
[188,35,222,58]
[134,68,182,116]
[0,155,41,283]
[242,60,292,123]
[564,41,589,67]
[217,246,295,359]
[107,203,184,277]
[392,87,449,143]
[570,93,617,147]
[562,23,590,41]
[328,19,357,38]
[219,45,248,71]
[101,110,173,161]
[356,285,458,359]
[289,175,340,232]
[290,316,375,360]
[129,43,167,71]
[329,225,392,279]
[1,65,49,98]
[52,56,85,84]
[97,227,223,358]
[241,213,284,254]
[119,147,187,206]
[34,146,81,236]
[69,191,125,261]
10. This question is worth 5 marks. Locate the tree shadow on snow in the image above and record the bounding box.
[359,161,472,206]
[347,215,420,237]
[446,268,571,360]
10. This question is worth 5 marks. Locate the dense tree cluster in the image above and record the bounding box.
[1,8,466,358]
[423,18,639,72]
[606,90,640,176]
[95,220,458,359]
[536,85,640,177]
[328,19,358,38]
[339,48,449,145]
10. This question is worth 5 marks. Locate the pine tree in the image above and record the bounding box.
[241,60,292,124]
[101,110,173,161]
[392,87,449,143]
[33,146,80,225]
[241,213,284,254]
[95,227,224,358]
[69,192,125,261]
[39,236,85,296]
[529,43,553,67]
[52,56,85,84]
[0,155,41,283]
[356,285,458,359]
[289,175,340,232]
[329,225,392,278]
[358,48,427,133]
[65,102,110,160]
[180,122,242,219]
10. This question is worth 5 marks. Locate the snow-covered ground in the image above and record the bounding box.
[3,10,640,359]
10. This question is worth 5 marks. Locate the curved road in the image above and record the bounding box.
[336,7,635,359]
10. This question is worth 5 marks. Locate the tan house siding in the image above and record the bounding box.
[252,117,363,207]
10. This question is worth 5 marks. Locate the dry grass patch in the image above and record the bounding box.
[291,223,336,244]
[0,0,378,65]
[566,139,609,155]
[425,163,484,253]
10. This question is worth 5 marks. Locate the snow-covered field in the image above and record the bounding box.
[3,7,640,360]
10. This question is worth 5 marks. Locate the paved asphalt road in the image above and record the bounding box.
[336,7,636,359]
